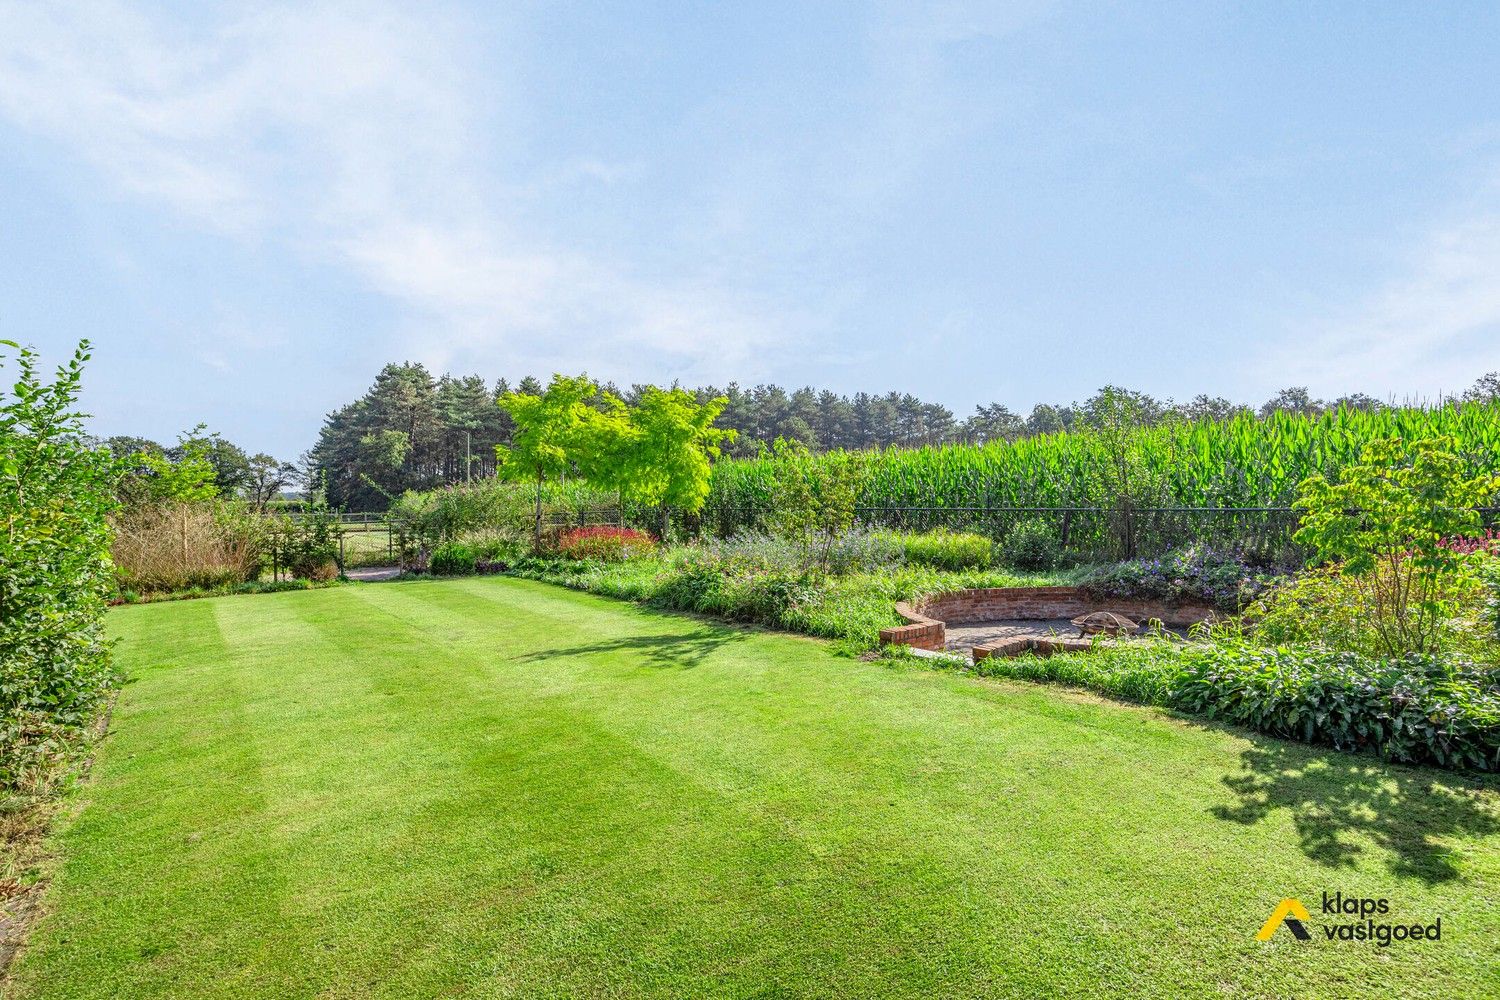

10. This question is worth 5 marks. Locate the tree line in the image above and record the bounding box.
[99,425,297,511]
[299,363,1500,511]
[102,363,1500,513]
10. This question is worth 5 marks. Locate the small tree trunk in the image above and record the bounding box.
[533,472,544,552]
[658,504,670,541]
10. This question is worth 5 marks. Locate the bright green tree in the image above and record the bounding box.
[495,374,605,549]
[128,432,220,505]
[1293,435,1500,656]
[765,438,865,572]
[610,387,733,537]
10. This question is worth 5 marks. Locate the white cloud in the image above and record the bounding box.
[1271,204,1500,399]
[0,0,784,381]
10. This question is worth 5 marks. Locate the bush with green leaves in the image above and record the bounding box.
[1,341,120,791]
[1292,434,1500,657]
[276,497,341,581]
[1082,545,1280,611]
[430,541,479,576]
[1172,640,1500,770]
[465,532,525,564]
[763,440,866,573]
[958,634,1500,771]
[1000,518,1061,570]
[1482,555,1500,641]
[886,528,992,571]
[1244,565,1494,661]
[390,478,619,549]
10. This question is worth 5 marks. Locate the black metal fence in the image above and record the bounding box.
[264,504,1500,577]
[701,502,1300,561]
[267,516,404,580]
[709,503,1500,562]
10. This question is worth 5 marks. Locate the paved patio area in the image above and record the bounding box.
[346,565,402,582]
[945,617,1192,655]
[944,618,1078,653]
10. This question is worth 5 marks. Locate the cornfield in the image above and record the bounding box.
[704,402,1500,558]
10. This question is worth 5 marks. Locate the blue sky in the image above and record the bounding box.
[3,1,1499,460]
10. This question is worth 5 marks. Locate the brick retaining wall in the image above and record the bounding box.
[877,586,1217,652]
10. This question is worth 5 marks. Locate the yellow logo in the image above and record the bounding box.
[1257,898,1312,941]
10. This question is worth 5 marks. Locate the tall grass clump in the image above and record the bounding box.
[111,502,270,593]
[882,528,992,570]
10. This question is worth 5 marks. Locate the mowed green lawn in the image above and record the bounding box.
[12,579,1500,999]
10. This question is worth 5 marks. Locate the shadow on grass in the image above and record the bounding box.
[514,627,747,670]
[1211,737,1500,884]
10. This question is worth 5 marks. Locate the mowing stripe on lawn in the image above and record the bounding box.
[10,579,1499,999]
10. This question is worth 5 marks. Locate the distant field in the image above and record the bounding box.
[334,523,398,568]
[12,578,1498,998]
[704,401,1500,553]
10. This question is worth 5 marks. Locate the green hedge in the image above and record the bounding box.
[1,341,120,790]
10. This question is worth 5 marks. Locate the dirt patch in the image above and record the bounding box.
[0,701,114,987]
[0,887,41,979]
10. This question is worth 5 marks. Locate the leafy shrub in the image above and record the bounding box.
[954,633,1500,770]
[1482,555,1500,641]
[1243,565,1494,660]
[764,440,866,572]
[430,541,478,575]
[1172,640,1500,770]
[889,528,992,571]
[1,341,119,791]
[1000,518,1061,570]
[555,526,657,562]
[465,532,524,564]
[276,498,341,581]
[1083,545,1279,611]
[390,478,618,549]
[1292,434,1500,657]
